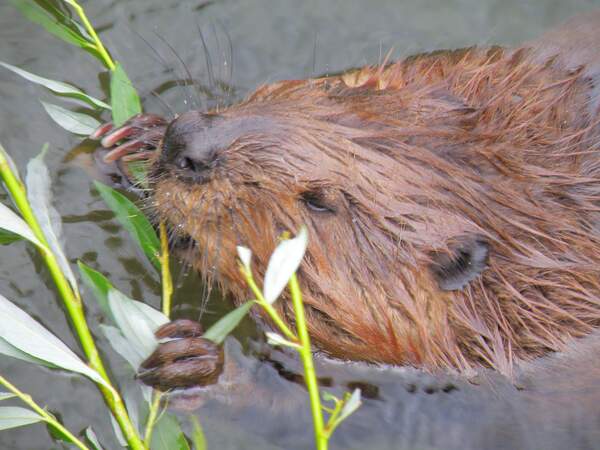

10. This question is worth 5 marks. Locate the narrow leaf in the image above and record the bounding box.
[236,246,252,271]
[190,416,207,450]
[337,388,362,424]
[9,0,91,49]
[152,413,191,450]
[0,202,46,249]
[0,293,109,389]
[110,63,141,127]
[107,289,167,362]
[0,229,23,245]
[0,62,110,109]
[94,181,160,269]
[85,427,105,450]
[0,337,57,369]
[0,407,43,431]
[0,392,16,401]
[109,413,127,447]
[263,227,308,304]
[0,142,22,183]
[26,149,78,293]
[265,331,301,349]
[100,324,143,369]
[203,301,254,344]
[78,261,114,322]
[41,101,100,135]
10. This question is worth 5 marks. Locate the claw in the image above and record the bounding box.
[103,128,165,163]
[90,122,114,140]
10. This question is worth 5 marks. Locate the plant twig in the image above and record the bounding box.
[288,273,327,450]
[64,0,116,71]
[143,390,162,446]
[0,374,91,450]
[159,222,172,318]
[0,152,146,450]
[240,266,297,342]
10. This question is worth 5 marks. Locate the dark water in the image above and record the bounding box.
[1,1,600,449]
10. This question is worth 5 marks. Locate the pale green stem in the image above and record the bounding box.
[143,391,162,446]
[241,267,297,342]
[143,223,172,445]
[0,374,91,450]
[159,222,172,318]
[288,273,327,450]
[65,0,116,70]
[0,152,146,450]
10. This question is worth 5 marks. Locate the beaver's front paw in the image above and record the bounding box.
[90,113,168,187]
[137,319,224,391]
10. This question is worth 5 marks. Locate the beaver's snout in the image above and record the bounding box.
[159,111,224,183]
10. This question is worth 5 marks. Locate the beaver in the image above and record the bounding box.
[93,10,600,388]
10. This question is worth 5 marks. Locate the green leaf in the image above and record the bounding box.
[9,0,91,49]
[26,148,79,293]
[0,202,46,250]
[100,324,142,369]
[77,261,114,322]
[109,412,127,447]
[265,331,301,349]
[0,337,57,369]
[85,427,105,450]
[336,388,362,424]
[110,63,141,127]
[41,101,100,135]
[263,227,308,304]
[94,181,160,269]
[190,416,207,450]
[152,413,191,450]
[0,292,110,389]
[0,407,43,431]
[0,142,23,183]
[203,301,254,344]
[0,62,110,109]
[107,289,168,363]
[0,392,16,401]
[0,228,22,245]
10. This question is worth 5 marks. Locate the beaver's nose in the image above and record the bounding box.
[161,111,221,182]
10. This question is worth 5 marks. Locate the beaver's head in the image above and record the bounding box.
[150,47,600,375]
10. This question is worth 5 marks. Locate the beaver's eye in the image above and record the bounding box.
[301,191,335,213]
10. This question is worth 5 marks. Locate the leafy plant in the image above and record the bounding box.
[0,1,362,449]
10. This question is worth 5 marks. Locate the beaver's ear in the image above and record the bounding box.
[429,234,489,291]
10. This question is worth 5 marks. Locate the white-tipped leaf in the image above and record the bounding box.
[337,388,362,423]
[100,324,143,369]
[109,413,127,447]
[85,427,105,450]
[0,142,22,183]
[263,227,308,304]
[0,407,43,431]
[26,149,78,293]
[0,293,109,389]
[0,202,46,250]
[0,392,16,401]
[107,289,168,362]
[0,62,110,109]
[0,337,56,368]
[265,332,301,350]
[236,246,252,271]
[202,301,255,344]
[41,101,100,135]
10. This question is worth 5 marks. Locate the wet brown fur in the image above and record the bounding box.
[150,42,600,377]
